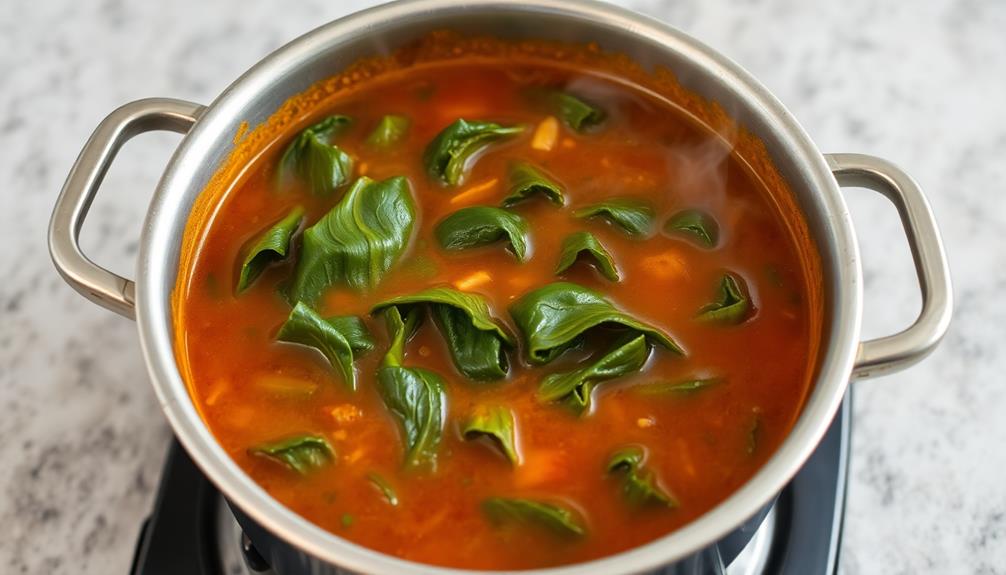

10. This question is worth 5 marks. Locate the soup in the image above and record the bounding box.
[175,34,821,570]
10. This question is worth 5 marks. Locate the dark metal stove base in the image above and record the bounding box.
[130,393,850,575]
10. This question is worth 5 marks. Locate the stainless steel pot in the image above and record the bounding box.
[48,1,953,573]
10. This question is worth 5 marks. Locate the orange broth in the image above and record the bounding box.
[174,37,821,571]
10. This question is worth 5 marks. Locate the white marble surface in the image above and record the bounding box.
[1,0,1002,573]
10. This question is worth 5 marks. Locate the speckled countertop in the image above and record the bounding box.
[1,0,1002,573]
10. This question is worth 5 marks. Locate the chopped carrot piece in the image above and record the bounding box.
[204,378,230,406]
[449,178,499,205]
[515,449,568,487]
[676,438,697,477]
[507,273,535,291]
[330,404,363,424]
[345,447,366,464]
[530,116,559,151]
[453,270,492,291]
[640,250,690,281]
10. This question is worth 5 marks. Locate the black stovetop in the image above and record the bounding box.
[130,393,850,575]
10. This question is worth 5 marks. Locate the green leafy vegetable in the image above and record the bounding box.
[665,209,719,247]
[366,114,410,148]
[279,116,353,196]
[367,473,399,506]
[434,206,529,262]
[538,335,650,415]
[482,498,585,537]
[248,434,334,475]
[509,282,683,365]
[288,176,416,303]
[376,307,447,470]
[635,378,722,396]
[236,206,305,293]
[697,274,751,324]
[423,119,524,186]
[461,405,520,465]
[276,302,375,390]
[574,199,655,236]
[373,287,513,381]
[501,162,565,207]
[341,513,354,528]
[606,446,675,507]
[554,92,606,132]
[555,231,619,281]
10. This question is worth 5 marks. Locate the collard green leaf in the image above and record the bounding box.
[665,209,719,248]
[555,231,620,281]
[574,199,655,237]
[434,206,529,262]
[276,302,374,390]
[366,114,410,148]
[236,206,305,293]
[373,288,514,381]
[423,119,524,186]
[697,274,751,324]
[482,498,585,537]
[249,434,334,475]
[461,405,520,465]
[288,176,416,303]
[377,308,447,470]
[606,446,675,507]
[430,304,510,380]
[367,473,399,506]
[537,335,650,415]
[509,282,683,365]
[280,116,354,196]
[554,92,606,132]
[502,162,565,207]
[635,378,722,396]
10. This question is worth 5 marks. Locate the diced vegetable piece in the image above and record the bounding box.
[530,116,560,151]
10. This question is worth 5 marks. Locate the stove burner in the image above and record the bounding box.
[131,394,849,575]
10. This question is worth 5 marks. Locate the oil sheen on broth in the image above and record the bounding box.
[176,54,820,570]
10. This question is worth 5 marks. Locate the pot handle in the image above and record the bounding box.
[48,98,205,320]
[825,153,953,380]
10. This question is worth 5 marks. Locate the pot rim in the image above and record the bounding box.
[135,1,861,573]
